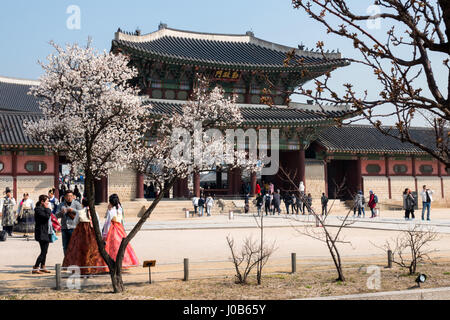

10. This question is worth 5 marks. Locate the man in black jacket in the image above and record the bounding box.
[273,190,281,215]
[321,193,329,216]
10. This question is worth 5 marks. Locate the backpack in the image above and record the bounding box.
[0,230,7,242]
[374,195,378,204]
[265,196,271,206]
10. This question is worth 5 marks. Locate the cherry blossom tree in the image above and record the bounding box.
[290,0,449,168]
[25,41,262,292]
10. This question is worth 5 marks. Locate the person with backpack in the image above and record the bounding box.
[368,190,377,218]
[192,196,199,216]
[355,191,365,218]
[272,190,281,215]
[205,195,214,217]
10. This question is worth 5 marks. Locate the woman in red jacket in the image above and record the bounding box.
[368,191,377,218]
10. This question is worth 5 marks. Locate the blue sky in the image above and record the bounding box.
[0,1,445,125]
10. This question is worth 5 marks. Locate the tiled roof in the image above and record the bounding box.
[317,126,439,154]
[0,77,40,113]
[143,99,344,127]
[0,112,44,147]
[113,27,348,71]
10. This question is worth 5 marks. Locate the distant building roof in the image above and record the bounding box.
[0,112,44,147]
[317,125,439,155]
[0,76,40,113]
[112,26,348,71]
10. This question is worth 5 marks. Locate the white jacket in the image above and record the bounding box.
[420,190,434,202]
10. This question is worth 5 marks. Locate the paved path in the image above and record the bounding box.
[123,213,450,234]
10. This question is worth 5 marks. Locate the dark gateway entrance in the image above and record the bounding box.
[327,160,359,200]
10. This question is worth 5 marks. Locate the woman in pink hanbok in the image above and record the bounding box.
[102,194,139,268]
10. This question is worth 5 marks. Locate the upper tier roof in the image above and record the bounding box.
[0,76,40,113]
[112,26,348,71]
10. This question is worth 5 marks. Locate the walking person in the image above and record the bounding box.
[420,185,434,221]
[404,188,416,220]
[74,185,82,201]
[269,182,274,195]
[256,193,263,216]
[56,190,82,255]
[264,192,271,216]
[192,195,199,215]
[295,193,302,215]
[273,190,281,215]
[321,193,328,216]
[32,195,53,274]
[306,193,313,214]
[16,193,35,235]
[244,193,250,214]
[198,195,205,217]
[1,187,16,237]
[205,195,214,217]
[283,193,293,215]
[356,191,365,218]
[368,191,377,218]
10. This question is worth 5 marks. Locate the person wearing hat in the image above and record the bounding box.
[1,187,16,236]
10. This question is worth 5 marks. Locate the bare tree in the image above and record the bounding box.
[289,0,449,167]
[278,165,355,282]
[226,235,275,285]
[377,225,439,275]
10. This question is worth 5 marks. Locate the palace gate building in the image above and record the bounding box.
[0,24,448,207]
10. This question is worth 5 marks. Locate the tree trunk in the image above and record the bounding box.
[111,265,124,293]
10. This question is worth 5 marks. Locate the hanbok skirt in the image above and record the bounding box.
[104,221,139,268]
[13,209,34,233]
[62,222,108,274]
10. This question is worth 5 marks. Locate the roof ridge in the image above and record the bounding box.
[115,26,342,60]
[0,75,39,86]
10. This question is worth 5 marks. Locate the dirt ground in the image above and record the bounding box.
[1,257,450,300]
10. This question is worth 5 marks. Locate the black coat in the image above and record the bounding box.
[34,206,51,242]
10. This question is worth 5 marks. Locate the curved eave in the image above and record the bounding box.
[113,42,349,73]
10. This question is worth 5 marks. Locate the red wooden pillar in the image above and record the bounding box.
[438,161,444,198]
[180,178,189,198]
[298,147,306,187]
[412,156,418,193]
[54,153,60,199]
[250,172,257,197]
[228,169,234,196]
[356,156,363,192]
[194,171,200,197]
[386,156,392,199]
[12,151,17,200]
[233,168,242,196]
[136,173,145,199]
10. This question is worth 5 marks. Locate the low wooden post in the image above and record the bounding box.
[291,253,297,274]
[183,258,189,281]
[55,264,62,291]
[387,250,393,268]
[229,210,234,220]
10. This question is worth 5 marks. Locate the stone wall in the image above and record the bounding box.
[0,176,13,197]
[17,176,54,203]
[443,177,450,206]
[390,176,415,202]
[108,168,137,202]
[305,160,326,199]
[416,176,443,201]
[362,176,389,200]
